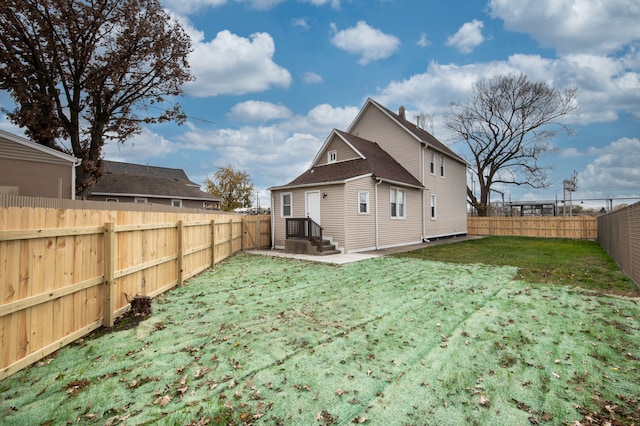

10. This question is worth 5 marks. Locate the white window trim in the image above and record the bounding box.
[281,192,293,218]
[135,197,148,203]
[358,190,370,215]
[171,199,183,208]
[390,187,406,219]
[328,150,337,163]
[430,151,436,175]
[430,193,437,220]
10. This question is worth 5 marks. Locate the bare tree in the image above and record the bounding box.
[204,165,254,212]
[0,0,193,197]
[446,73,577,216]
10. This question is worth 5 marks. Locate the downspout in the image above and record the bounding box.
[270,192,275,249]
[421,144,426,240]
[374,177,382,250]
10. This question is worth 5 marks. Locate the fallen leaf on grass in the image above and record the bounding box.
[479,394,490,406]
[552,372,561,379]
[154,395,172,407]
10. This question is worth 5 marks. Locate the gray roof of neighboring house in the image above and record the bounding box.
[89,161,219,201]
[274,130,423,189]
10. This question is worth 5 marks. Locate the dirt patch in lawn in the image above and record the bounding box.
[1,254,638,425]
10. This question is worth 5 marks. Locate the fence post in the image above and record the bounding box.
[177,220,184,287]
[257,215,261,249]
[211,219,216,268]
[103,222,115,327]
[229,218,233,255]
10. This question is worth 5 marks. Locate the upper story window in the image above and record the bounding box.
[106,197,119,202]
[440,155,445,178]
[358,190,370,214]
[281,192,292,217]
[390,188,405,219]
[172,199,183,208]
[430,151,435,175]
[328,150,337,163]
[135,197,148,203]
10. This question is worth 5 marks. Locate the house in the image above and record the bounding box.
[87,161,220,210]
[268,98,467,254]
[0,129,80,199]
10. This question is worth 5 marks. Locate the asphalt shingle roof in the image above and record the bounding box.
[90,161,218,201]
[284,130,423,188]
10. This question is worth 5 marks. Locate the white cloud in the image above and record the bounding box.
[489,0,640,54]
[227,100,292,122]
[330,21,400,65]
[446,20,485,54]
[184,30,292,97]
[292,18,310,29]
[304,0,341,8]
[302,72,324,84]
[102,128,178,162]
[579,137,640,195]
[161,0,285,14]
[417,32,430,47]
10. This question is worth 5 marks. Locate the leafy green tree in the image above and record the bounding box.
[446,73,577,216]
[0,0,193,197]
[204,165,254,212]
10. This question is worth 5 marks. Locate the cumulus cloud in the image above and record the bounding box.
[446,20,485,54]
[489,0,640,54]
[184,29,292,97]
[102,128,178,162]
[330,21,400,65]
[417,32,430,47]
[302,72,324,84]
[162,0,285,14]
[227,101,292,122]
[579,137,640,194]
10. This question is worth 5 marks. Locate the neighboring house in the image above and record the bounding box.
[269,98,467,254]
[0,129,80,199]
[88,161,220,210]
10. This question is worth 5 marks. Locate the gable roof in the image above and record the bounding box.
[349,98,465,164]
[89,161,219,201]
[271,130,423,190]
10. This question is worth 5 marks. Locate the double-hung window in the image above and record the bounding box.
[430,151,435,175]
[430,194,437,220]
[390,188,405,219]
[440,155,445,177]
[358,191,370,214]
[281,192,292,217]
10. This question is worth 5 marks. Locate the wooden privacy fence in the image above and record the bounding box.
[598,202,640,288]
[468,216,597,239]
[0,206,271,380]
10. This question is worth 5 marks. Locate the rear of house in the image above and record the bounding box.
[269,99,467,254]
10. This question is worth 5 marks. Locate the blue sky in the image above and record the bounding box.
[2,0,639,210]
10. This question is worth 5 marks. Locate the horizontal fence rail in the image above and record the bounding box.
[598,202,640,288]
[0,201,270,380]
[468,216,597,240]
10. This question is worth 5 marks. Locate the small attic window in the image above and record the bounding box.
[327,150,337,163]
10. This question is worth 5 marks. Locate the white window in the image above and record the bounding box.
[430,151,435,175]
[135,197,148,203]
[171,199,183,208]
[281,192,292,217]
[440,155,445,177]
[358,190,370,214]
[390,188,405,219]
[430,194,437,220]
[106,197,119,202]
[328,150,337,163]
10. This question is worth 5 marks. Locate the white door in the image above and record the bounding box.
[306,191,321,224]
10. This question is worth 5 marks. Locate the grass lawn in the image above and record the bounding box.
[1,239,639,425]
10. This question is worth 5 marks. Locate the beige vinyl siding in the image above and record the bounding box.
[422,154,468,237]
[374,182,423,249]
[0,157,74,199]
[344,178,377,251]
[271,185,345,249]
[315,135,361,166]
[349,105,422,179]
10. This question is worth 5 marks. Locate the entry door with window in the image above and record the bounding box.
[306,191,321,224]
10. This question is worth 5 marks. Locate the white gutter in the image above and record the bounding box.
[374,177,382,250]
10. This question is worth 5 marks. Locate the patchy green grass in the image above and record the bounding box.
[398,236,639,296]
[1,253,639,425]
